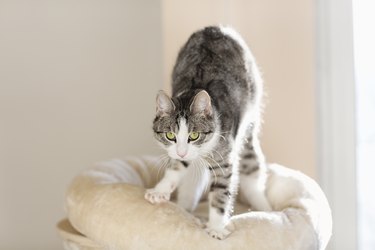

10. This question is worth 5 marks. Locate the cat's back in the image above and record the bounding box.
[172,26,251,96]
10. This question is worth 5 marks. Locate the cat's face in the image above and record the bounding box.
[153,90,218,162]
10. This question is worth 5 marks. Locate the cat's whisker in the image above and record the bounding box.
[195,160,203,184]
[196,157,208,192]
[192,160,199,183]
[219,131,234,142]
[218,134,227,142]
[203,157,217,185]
[199,157,211,194]
[211,149,225,162]
[152,154,167,174]
[202,151,225,177]
[151,154,164,171]
[202,159,210,191]
[156,155,169,180]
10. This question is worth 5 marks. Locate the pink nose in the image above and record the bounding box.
[177,151,187,158]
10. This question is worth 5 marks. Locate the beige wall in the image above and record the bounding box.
[1,1,316,249]
[0,1,162,249]
[162,0,316,177]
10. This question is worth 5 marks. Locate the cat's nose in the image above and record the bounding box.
[177,151,187,158]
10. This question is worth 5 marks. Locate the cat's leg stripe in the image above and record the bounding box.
[242,151,256,159]
[209,164,229,170]
[210,183,228,190]
[223,190,231,196]
[240,165,259,175]
[217,207,225,214]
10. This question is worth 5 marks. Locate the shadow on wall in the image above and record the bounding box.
[0,1,162,249]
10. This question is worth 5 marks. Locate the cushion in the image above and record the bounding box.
[58,156,332,250]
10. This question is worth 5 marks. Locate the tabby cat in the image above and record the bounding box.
[145,26,271,239]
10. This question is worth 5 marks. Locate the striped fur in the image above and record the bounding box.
[146,26,271,239]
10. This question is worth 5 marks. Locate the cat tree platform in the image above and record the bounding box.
[57,156,332,250]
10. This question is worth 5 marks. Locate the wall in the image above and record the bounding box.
[162,0,316,178]
[0,1,162,249]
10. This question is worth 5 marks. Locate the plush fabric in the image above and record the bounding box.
[58,156,332,250]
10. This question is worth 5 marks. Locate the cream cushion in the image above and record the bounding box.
[58,156,332,250]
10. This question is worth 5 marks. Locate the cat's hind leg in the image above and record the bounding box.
[239,133,272,211]
[240,169,271,211]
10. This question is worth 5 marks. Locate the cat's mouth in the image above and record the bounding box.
[173,155,192,161]
[169,153,197,162]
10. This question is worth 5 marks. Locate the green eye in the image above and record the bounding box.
[166,132,176,141]
[189,132,200,141]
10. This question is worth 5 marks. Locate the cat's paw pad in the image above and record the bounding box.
[205,226,231,240]
[144,189,171,204]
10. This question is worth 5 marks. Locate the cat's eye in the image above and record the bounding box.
[165,132,176,141]
[189,132,200,141]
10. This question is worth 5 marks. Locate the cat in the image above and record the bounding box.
[145,26,271,239]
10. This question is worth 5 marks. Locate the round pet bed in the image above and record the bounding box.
[58,156,332,250]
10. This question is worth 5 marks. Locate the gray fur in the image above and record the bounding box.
[153,26,266,221]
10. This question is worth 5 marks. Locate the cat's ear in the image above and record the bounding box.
[190,90,212,116]
[156,90,175,116]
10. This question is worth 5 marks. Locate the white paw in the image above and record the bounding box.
[144,189,171,204]
[205,224,232,240]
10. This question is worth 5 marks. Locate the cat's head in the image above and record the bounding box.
[153,90,219,162]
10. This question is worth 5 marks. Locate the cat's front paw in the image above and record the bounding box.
[144,189,171,204]
[205,224,232,240]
